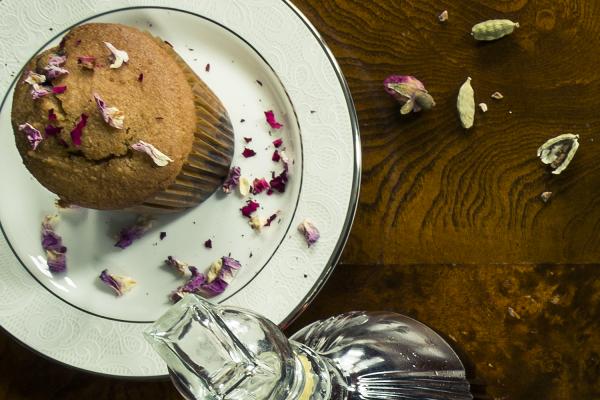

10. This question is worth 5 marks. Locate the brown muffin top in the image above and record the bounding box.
[11,23,196,209]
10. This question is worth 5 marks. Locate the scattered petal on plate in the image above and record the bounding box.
[249,215,266,231]
[94,93,124,129]
[272,150,281,162]
[99,269,137,296]
[252,178,270,194]
[70,113,88,146]
[159,231,166,240]
[201,256,242,295]
[265,110,283,129]
[205,63,210,72]
[165,256,192,277]
[273,138,283,148]
[242,148,256,158]
[298,219,320,247]
[104,42,129,68]
[244,137,252,143]
[239,177,251,197]
[114,215,154,249]
[241,200,259,218]
[18,123,43,150]
[269,167,288,193]
[131,140,173,166]
[204,239,212,249]
[222,166,241,193]
[265,213,278,227]
[41,214,67,273]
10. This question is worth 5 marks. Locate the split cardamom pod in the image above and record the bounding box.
[457,77,475,129]
[471,19,519,41]
[537,134,580,175]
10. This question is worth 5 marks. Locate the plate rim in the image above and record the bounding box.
[0,0,361,378]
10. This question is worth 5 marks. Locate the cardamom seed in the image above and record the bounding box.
[537,133,580,175]
[457,77,475,129]
[471,19,519,41]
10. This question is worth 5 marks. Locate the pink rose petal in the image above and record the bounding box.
[242,148,256,158]
[70,114,88,146]
[265,110,283,129]
[241,200,259,218]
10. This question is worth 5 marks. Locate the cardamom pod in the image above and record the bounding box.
[457,77,475,129]
[537,133,579,175]
[471,19,519,41]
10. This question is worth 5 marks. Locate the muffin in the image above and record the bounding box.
[11,23,234,213]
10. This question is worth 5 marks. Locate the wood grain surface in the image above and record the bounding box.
[2,1,600,399]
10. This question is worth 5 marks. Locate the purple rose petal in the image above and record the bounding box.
[114,216,154,249]
[252,178,270,194]
[19,123,43,150]
[298,219,320,247]
[242,148,256,158]
[99,269,136,296]
[222,166,240,193]
[52,85,67,94]
[41,215,67,273]
[273,138,283,148]
[94,93,124,129]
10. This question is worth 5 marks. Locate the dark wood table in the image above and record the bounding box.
[2,1,600,398]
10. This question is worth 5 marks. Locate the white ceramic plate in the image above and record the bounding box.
[0,0,359,378]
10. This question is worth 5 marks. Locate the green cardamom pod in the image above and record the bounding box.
[471,19,519,41]
[457,77,475,129]
[537,133,580,175]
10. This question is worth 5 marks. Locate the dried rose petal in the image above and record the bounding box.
[138,73,144,82]
[24,71,46,85]
[159,231,166,240]
[77,56,96,69]
[205,64,210,72]
[265,110,283,129]
[44,54,69,80]
[252,178,270,194]
[48,109,57,121]
[165,256,192,277]
[114,215,154,249]
[104,42,129,68]
[31,84,50,99]
[272,150,281,162]
[242,148,256,158]
[222,166,241,193]
[45,125,62,137]
[298,219,320,247]
[48,54,66,66]
[94,93,124,129]
[239,177,251,197]
[131,140,173,166]
[204,239,212,249]
[269,168,288,193]
[99,269,136,296]
[241,200,259,218]
[265,213,278,227]
[41,214,67,273]
[70,113,88,146]
[171,256,242,301]
[273,138,283,148]
[243,137,252,143]
[249,215,266,231]
[52,85,67,94]
[384,75,435,114]
[18,123,43,150]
